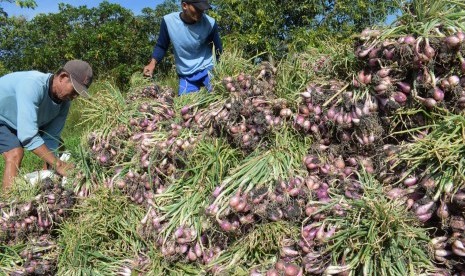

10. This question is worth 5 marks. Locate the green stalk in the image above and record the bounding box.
[152,138,240,243]
[207,222,299,273]
[324,171,434,276]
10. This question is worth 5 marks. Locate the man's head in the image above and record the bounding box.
[53,60,93,101]
[181,0,211,23]
[64,60,93,98]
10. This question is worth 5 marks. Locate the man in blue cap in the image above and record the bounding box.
[143,0,223,95]
[0,60,93,193]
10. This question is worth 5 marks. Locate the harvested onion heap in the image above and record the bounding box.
[355,28,465,113]
[129,101,176,132]
[87,125,130,167]
[109,130,198,205]
[86,100,178,169]
[138,206,225,265]
[382,168,465,264]
[126,83,175,103]
[222,62,277,95]
[381,115,465,268]
[87,100,193,204]
[190,62,296,151]
[9,234,57,276]
[0,178,75,244]
[71,24,465,274]
[296,80,385,150]
[317,172,434,276]
[209,176,310,234]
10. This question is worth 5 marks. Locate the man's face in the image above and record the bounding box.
[183,3,204,23]
[54,72,80,101]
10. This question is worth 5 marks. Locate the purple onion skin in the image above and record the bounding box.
[393,91,407,104]
[432,87,444,101]
[181,106,190,115]
[448,75,460,87]
[400,35,416,45]
[436,201,449,219]
[383,48,395,60]
[445,35,460,49]
[424,42,435,59]
[397,81,411,94]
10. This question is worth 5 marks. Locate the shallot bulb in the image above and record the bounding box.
[383,48,395,60]
[397,81,411,94]
[393,91,408,104]
[448,75,460,87]
[416,96,437,109]
[432,87,444,101]
[445,35,461,49]
[399,35,416,45]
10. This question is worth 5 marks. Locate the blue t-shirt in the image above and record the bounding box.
[152,12,223,76]
[0,71,70,151]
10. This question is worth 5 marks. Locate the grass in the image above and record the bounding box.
[0,243,27,274]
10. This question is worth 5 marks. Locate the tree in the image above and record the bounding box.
[138,0,179,78]
[0,0,36,18]
[0,1,178,89]
[211,0,399,58]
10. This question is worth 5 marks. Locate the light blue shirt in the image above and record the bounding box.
[0,71,70,151]
[152,12,222,76]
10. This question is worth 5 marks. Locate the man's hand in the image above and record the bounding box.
[143,59,157,77]
[33,144,74,176]
[55,160,74,177]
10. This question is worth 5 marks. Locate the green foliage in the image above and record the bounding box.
[0,1,178,90]
[384,0,465,36]
[0,243,27,274]
[13,0,36,8]
[212,0,399,58]
[1,0,400,87]
[0,61,11,77]
[0,0,36,19]
[391,114,465,198]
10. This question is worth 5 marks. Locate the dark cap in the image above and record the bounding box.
[184,0,211,11]
[63,60,93,98]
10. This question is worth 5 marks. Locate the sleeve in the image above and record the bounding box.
[208,22,223,61]
[14,81,45,151]
[152,18,171,63]
[40,102,70,152]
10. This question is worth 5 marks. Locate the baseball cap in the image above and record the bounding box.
[184,0,211,11]
[63,60,93,98]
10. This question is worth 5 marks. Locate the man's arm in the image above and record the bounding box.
[33,144,73,176]
[144,18,171,77]
[40,102,70,152]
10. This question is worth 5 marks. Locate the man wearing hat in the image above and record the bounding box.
[0,60,93,193]
[143,0,223,95]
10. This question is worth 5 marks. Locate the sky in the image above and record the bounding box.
[2,1,399,24]
[2,0,166,19]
